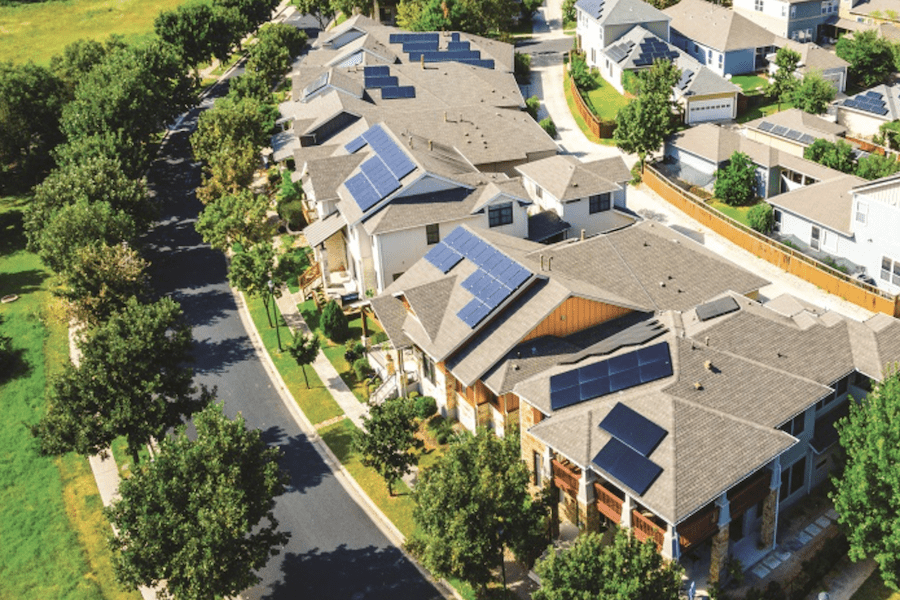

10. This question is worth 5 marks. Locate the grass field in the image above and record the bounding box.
[0,195,140,600]
[563,74,618,147]
[731,74,768,94]
[583,73,630,121]
[0,0,195,64]
[709,200,754,227]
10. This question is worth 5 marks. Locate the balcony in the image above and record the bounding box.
[594,481,624,522]
[551,459,581,496]
[678,503,719,550]
[728,470,770,518]
[632,509,665,550]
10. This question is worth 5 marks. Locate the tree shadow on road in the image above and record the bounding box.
[260,425,330,496]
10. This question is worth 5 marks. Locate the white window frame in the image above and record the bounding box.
[755,0,764,11]
[810,225,821,250]
[855,201,867,225]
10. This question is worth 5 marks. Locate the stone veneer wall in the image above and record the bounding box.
[709,527,730,584]
[760,488,778,548]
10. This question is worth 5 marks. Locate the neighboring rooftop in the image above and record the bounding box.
[768,174,865,235]
[664,0,781,52]
[515,155,630,201]
[839,84,900,121]
[743,108,847,145]
[575,0,671,26]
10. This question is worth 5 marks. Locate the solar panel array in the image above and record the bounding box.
[606,40,635,63]
[422,227,532,328]
[549,342,673,411]
[758,121,817,145]
[381,86,417,99]
[592,401,668,495]
[577,0,605,19]
[365,75,399,88]
[389,33,496,70]
[389,32,440,44]
[343,125,416,212]
[843,90,889,116]
[677,69,694,91]
[632,38,679,67]
[363,66,390,77]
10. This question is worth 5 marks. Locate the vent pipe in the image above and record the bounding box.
[580,229,585,241]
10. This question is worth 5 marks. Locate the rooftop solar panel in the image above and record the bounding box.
[639,359,673,383]
[364,75,399,88]
[608,351,639,374]
[345,172,381,212]
[581,377,611,400]
[609,367,642,392]
[799,134,816,145]
[578,360,609,383]
[637,342,670,365]
[443,227,467,248]
[362,125,416,179]
[438,251,463,273]
[677,69,694,90]
[598,402,667,456]
[345,135,367,153]
[381,86,416,99]
[451,32,460,41]
[785,129,803,141]
[696,296,740,321]
[448,41,471,51]
[551,385,583,410]
[771,125,789,136]
[758,121,775,132]
[865,91,883,99]
[361,156,400,197]
[363,66,390,76]
[457,298,492,327]
[592,438,663,496]
[550,369,580,393]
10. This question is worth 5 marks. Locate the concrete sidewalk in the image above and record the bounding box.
[273,289,370,428]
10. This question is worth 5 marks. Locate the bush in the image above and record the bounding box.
[344,341,365,363]
[540,117,557,138]
[515,52,531,84]
[562,0,577,26]
[630,162,642,185]
[277,199,305,230]
[371,331,388,345]
[569,55,595,91]
[322,300,350,342]
[414,396,437,420]
[426,414,454,445]
[714,151,758,206]
[275,246,311,283]
[747,202,774,233]
[525,95,540,121]
[352,357,373,381]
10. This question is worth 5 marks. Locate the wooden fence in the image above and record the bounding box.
[566,53,616,139]
[642,164,900,317]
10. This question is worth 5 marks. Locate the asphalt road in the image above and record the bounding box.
[142,72,445,600]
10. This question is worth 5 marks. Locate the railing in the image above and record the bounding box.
[369,373,399,405]
[642,163,900,317]
[678,504,719,549]
[551,459,581,496]
[632,510,665,550]
[727,470,771,518]
[299,262,321,299]
[594,481,624,522]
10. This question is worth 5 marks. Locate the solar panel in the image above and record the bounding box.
[677,69,693,90]
[360,156,400,197]
[550,369,579,392]
[608,351,639,374]
[451,32,460,42]
[362,125,416,179]
[637,342,670,365]
[447,41,471,51]
[345,135,367,153]
[302,73,328,99]
[443,227,467,248]
[364,75,399,88]
[771,125,789,136]
[598,402,667,456]
[639,359,673,383]
[551,385,583,410]
[457,298,492,327]
[462,268,490,293]
[758,121,775,132]
[785,129,803,141]
[844,99,857,108]
[363,66,390,76]
[345,172,380,212]
[424,244,446,270]
[865,91,883,99]
[381,86,416,99]
[592,438,663,496]
[799,134,816,145]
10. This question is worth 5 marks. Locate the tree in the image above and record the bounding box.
[856,152,900,181]
[0,61,66,172]
[789,71,835,115]
[155,4,234,74]
[107,403,290,600]
[36,199,138,274]
[214,0,280,35]
[836,30,895,88]
[803,138,856,174]
[49,36,127,97]
[246,23,308,85]
[321,299,350,342]
[525,95,540,121]
[229,242,279,325]
[353,396,419,495]
[614,59,680,167]
[561,0,576,24]
[227,72,274,105]
[287,332,320,389]
[831,368,900,591]
[533,529,683,600]
[747,202,775,233]
[52,130,149,179]
[56,243,149,326]
[31,297,212,465]
[411,429,548,593]
[766,47,800,107]
[714,151,758,206]
[292,0,336,29]
[399,0,518,35]
[196,190,272,252]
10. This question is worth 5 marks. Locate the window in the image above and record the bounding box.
[774,209,782,232]
[694,43,699,53]
[810,225,820,251]
[855,201,867,225]
[707,49,712,65]
[488,202,513,227]
[781,3,786,16]
[591,48,596,63]
[780,456,807,501]
[718,53,724,67]
[422,354,436,385]
[779,411,806,437]
[882,257,900,286]
[894,261,900,287]
[533,451,543,486]
[589,193,611,214]
[426,223,440,245]
[790,5,796,17]
[755,0,764,11]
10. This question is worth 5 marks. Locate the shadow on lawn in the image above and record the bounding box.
[0,269,49,297]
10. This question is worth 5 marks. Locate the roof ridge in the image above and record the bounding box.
[606,232,660,311]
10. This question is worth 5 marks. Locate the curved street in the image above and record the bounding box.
[142,71,445,600]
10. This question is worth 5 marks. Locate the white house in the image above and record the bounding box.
[835,84,900,138]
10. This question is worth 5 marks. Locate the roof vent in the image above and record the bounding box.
[694,382,703,390]
[513,363,520,371]
[705,336,710,346]
[704,360,713,371]
[659,281,666,287]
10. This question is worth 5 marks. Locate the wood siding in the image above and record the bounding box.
[522,297,632,342]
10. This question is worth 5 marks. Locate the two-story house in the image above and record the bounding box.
[733,0,838,42]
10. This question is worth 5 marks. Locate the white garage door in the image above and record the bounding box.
[688,99,734,123]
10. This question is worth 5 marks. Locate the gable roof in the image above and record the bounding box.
[838,84,900,122]
[575,0,671,26]
[664,0,780,52]
[768,174,864,235]
[780,40,849,73]
[515,155,629,201]
[743,108,847,144]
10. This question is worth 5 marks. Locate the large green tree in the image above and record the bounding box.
[107,403,290,600]
[155,4,234,74]
[0,61,67,171]
[836,30,895,88]
[803,138,856,174]
[411,428,548,594]
[353,396,419,495]
[291,0,336,29]
[195,190,272,252]
[246,23,308,85]
[831,368,900,591]
[856,152,900,181]
[49,36,127,97]
[614,59,680,167]
[714,151,758,206]
[789,71,836,115]
[52,130,149,180]
[534,529,682,600]
[766,47,801,107]
[31,297,212,464]
[229,242,279,325]
[398,0,518,35]
[214,0,280,35]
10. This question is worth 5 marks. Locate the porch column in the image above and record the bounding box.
[760,457,782,549]
[620,494,634,529]
[709,493,731,585]
[398,347,407,398]
[663,523,680,561]
[577,470,601,533]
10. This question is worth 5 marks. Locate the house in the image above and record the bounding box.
[515,155,635,239]
[733,0,838,42]
[742,108,847,158]
[663,0,782,77]
[835,84,900,137]
[839,0,900,27]
[575,0,671,69]
[770,172,900,292]
[367,219,900,590]
[766,40,849,93]
[663,123,847,198]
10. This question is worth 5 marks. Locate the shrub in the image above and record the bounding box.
[515,52,531,84]
[714,151,758,206]
[322,300,350,342]
[277,199,305,230]
[540,117,557,138]
[344,341,365,363]
[275,246,311,283]
[747,202,774,233]
[414,395,437,420]
[630,162,642,185]
[371,331,388,345]
[525,95,540,121]
[569,55,595,91]
[352,357,373,381]
[562,0,577,26]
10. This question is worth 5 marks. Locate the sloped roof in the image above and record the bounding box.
[838,83,900,122]
[664,0,781,52]
[515,155,629,201]
[576,0,671,26]
[781,40,849,73]
[768,174,864,235]
[743,108,847,143]
[528,210,572,243]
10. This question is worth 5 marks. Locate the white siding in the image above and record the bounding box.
[849,191,900,292]
[836,108,887,138]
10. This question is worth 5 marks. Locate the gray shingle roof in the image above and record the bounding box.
[528,210,572,243]
[768,174,864,236]
[743,108,847,143]
[515,155,628,201]
[664,0,781,52]
[576,0,671,26]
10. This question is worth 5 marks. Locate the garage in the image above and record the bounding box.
[687,97,735,123]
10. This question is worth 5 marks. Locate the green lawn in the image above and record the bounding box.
[582,73,630,121]
[731,74,768,94]
[246,295,344,425]
[0,0,196,64]
[737,99,795,124]
[0,195,140,600]
[563,74,618,146]
[851,571,900,600]
[709,200,754,227]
